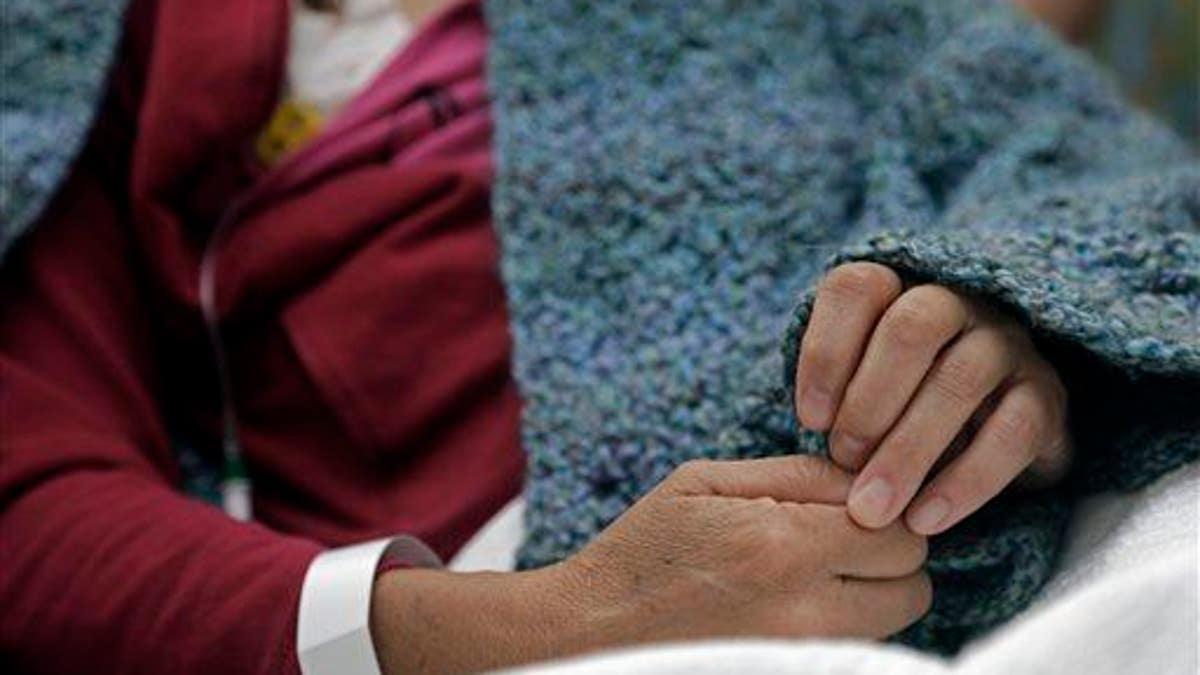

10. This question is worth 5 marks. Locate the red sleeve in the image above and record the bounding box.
[0,167,323,674]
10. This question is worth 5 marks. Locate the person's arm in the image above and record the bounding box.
[370,455,931,674]
[297,535,441,675]
[0,156,932,674]
[0,165,324,675]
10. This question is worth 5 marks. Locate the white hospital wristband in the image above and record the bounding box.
[297,536,442,675]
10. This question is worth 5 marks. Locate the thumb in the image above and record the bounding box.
[666,455,852,505]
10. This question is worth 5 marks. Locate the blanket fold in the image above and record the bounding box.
[0,0,130,259]
[781,174,1200,647]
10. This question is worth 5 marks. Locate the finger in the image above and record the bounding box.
[795,263,902,431]
[823,572,933,639]
[847,327,1016,529]
[1019,364,1073,487]
[667,456,853,505]
[829,285,972,469]
[904,378,1067,535]
[798,504,928,579]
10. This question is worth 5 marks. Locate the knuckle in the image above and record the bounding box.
[786,455,840,490]
[672,459,716,485]
[992,403,1042,457]
[798,340,835,380]
[880,426,921,457]
[1032,434,1073,483]
[910,573,934,618]
[1035,368,1070,411]
[784,501,825,536]
[831,400,874,442]
[881,300,942,350]
[823,263,901,304]
[760,513,797,550]
[789,504,839,556]
[778,501,813,532]
[884,522,929,572]
[931,354,990,406]
[741,512,802,575]
[907,532,930,569]
[781,455,817,488]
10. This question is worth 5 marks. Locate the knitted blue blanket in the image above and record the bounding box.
[0,0,128,258]
[486,0,1200,653]
[3,0,1198,657]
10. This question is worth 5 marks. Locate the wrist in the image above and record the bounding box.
[370,563,584,674]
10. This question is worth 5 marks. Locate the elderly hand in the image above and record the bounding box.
[372,456,930,674]
[794,262,1072,535]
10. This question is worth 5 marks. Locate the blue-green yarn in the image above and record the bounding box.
[1,0,130,261]
[488,0,1199,655]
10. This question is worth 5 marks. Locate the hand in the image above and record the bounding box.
[372,456,930,674]
[794,262,1072,535]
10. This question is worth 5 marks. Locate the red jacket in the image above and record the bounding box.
[0,1,522,673]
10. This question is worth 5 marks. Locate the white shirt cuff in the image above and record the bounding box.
[297,535,442,675]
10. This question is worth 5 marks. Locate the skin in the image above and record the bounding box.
[367,264,1069,670]
[303,1,450,23]
[395,0,453,23]
[361,2,1072,668]
[794,262,1072,535]
[372,456,931,674]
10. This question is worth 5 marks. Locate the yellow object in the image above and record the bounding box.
[255,99,325,165]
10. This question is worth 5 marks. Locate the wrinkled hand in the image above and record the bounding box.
[566,456,931,642]
[795,262,1072,535]
[372,456,930,674]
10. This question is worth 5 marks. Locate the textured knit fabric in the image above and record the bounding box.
[486,0,1200,654]
[3,0,1198,660]
[0,0,129,260]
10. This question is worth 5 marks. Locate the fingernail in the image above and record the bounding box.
[831,432,868,469]
[908,496,952,534]
[849,477,894,527]
[799,386,834,429]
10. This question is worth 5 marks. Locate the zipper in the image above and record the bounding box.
[197,86,471,520]
[199,191,259,521]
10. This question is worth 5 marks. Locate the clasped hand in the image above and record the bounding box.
[795,262,1072,535]
[372,262,1074,673]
